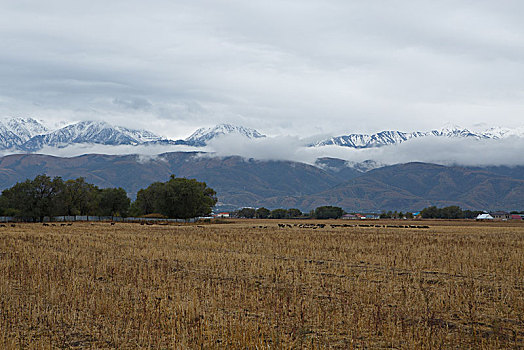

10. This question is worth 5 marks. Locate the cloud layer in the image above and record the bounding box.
[203,134,524,167]
[4,131,522,168]
[1,1,524,138]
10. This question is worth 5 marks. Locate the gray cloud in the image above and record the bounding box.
[2,132,521,168]
[1,1,524,138]
[112,97,153,111]
[29,143,201,158]
[207,134,524,167]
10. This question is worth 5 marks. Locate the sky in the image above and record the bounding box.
[1,1,524,139]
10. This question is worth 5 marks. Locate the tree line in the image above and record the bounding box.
[236,205,490,220]
[419,206,483,219]
[0,174,216,221]
[234,206,345,219]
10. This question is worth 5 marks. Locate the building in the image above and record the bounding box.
[490,211,510,220]
[510,214,522,221]
[342,214,358,220]
[476,213,494,220]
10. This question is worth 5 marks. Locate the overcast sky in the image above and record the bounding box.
[1,1,523,139]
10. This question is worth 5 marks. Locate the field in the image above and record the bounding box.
[0,220,523,349]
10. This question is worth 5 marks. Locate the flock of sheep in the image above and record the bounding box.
[277,223,430,229]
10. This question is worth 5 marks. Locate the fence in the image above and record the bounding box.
[0,216,199,223]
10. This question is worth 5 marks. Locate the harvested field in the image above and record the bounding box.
[0,220,523,348]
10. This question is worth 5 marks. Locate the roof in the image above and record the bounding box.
[476,214,494,220]
[511,214,522,220]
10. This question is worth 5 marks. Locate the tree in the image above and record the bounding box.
[421,206,439,218]
[97,188,130,217]
[133,175,217,219]
[440,206,463,219]
[256,207,270,219]
[287,208,302,218]
[133,182,165,215]
[160,176,216,219]
[60,177,99,216]
[314,206,344,219]
[420,205,468,219]
[270,208,288,219]
[237,208,256,218]
[2,175,64,221]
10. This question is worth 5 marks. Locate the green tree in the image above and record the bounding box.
[256,207,270,219]
[133,182,165,215]
[287,208,302,218]
[270,208,288,219]
[160,176,216,219]
[97,188,130,217]
[237,208,256,218]
[60,177,99,216]
[440,206,463,219]
[314,206,344,219]
[133,175,217,219]
[421,205,467,219]
[2,175,64,221]
[421,206,439,218]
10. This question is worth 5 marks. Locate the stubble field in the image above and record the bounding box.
[0,220,523,349]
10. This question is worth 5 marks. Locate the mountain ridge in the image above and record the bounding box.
[0,152,521,212]
[1,117,523,154]
[0,118,267,152]
[311,124,524,148]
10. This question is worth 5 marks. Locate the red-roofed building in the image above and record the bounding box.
[511,214,522,220]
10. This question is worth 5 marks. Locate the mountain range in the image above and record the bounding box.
[1,117,523,153]
[311,125,524,148]
[0,118,266,152]
[0,152,521,212]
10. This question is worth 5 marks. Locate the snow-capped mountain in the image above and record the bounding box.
[4,117,48,141]
[0,117,49,150]
[21,120,165,151]
[312,124,518,148]
[1,116,522,156]
[313,130,422,148]
[0,118,267,152]
[477,126,524,139]
[184,123,265,146]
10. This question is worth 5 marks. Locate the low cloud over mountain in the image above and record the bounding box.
[1,117,524,167]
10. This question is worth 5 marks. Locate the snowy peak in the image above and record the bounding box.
[0,117,49,149]
[185,123,265,146]
[313,130,418,148]
[428,124,484,139]
[0,118,266,152]
[3,117,48,141]
[313,124,523,148]
[20,120,165,151]
[479,126,524,139]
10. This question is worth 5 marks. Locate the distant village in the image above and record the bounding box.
[212,209,524,221]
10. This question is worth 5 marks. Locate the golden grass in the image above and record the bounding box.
[0,220,522,348]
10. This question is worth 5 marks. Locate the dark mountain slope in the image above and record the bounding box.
[0,152,340,209]
[273,162,524,211]
[0,154,522,211]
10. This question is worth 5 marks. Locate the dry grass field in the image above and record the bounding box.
[0,220,523,349]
